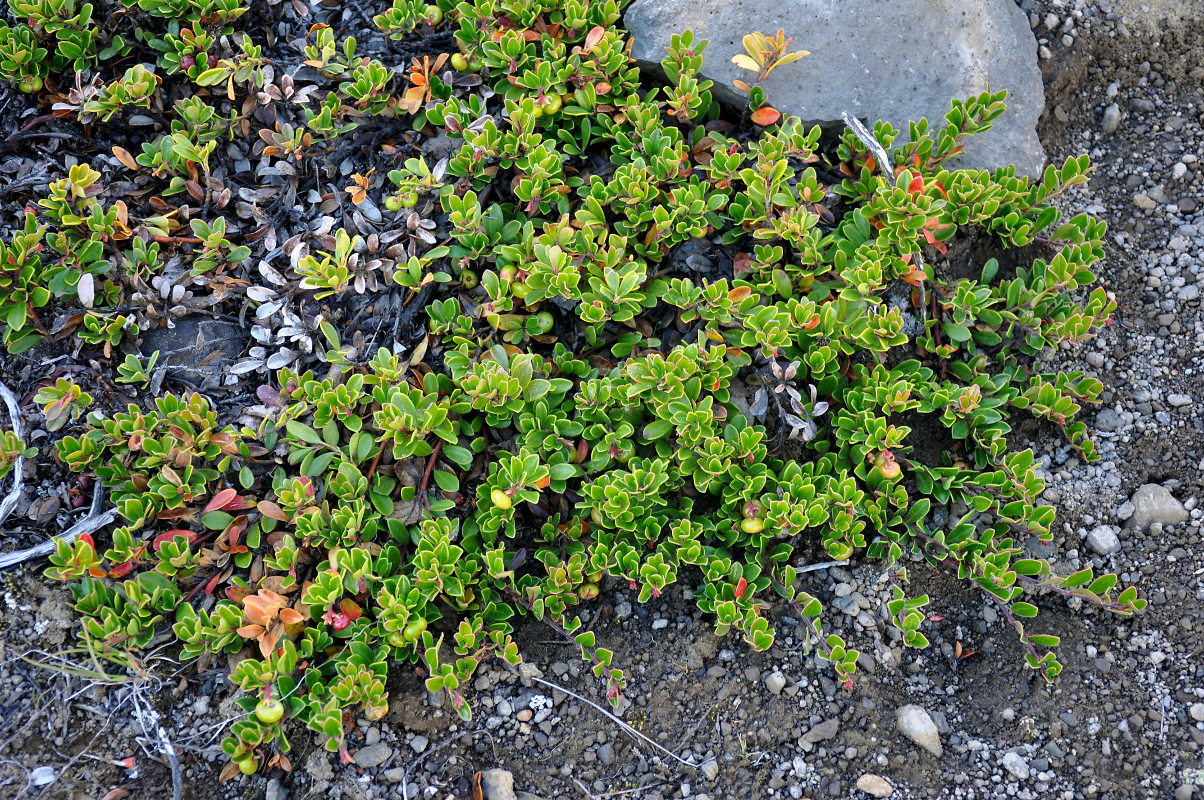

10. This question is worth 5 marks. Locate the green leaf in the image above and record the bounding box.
[286,420,322,445]
[548,463,577,481]
[202,510,234,531]
[443,444,473,469]
[1011,601,1038,618]
[1029,634,1060,648]
[642,419,673,440]
[432,470,459,492]
[942,323,972,343]
[195,68,227,86]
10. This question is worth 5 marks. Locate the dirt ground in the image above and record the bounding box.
[2,3,1204,800]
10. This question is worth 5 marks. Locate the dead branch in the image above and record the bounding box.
[0,381,26,526]
[0,484,117,570]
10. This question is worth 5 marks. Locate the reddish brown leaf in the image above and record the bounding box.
[205,488,238,514]
[108,562,136,578]
[728,285,752,302]
[734,576,748,599]
[112,146,139,171]
[750,106,781,126]
[257,500,290,522]
[583,25,605,50]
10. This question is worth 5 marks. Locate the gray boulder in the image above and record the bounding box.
[626,0,1046,176]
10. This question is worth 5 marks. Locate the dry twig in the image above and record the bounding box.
[0,381,26,526]
[840,111,929,320]
[528,675,697,770]
[0,483,117,570]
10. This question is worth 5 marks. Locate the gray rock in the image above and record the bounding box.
[1095,408,1122,431]
[410,735,429,754]
[856,774,894,797]
[626,0,1046,175]
[701,758,719,781]
[304,750,334,787]
[1101,103,1121,133]
[804,717,840,744]
[1126,484,1188,531]
[598,743,616,765]
[1086,525,1121,555]
[765,670,787,695]
[1168,393,1192,407]
[896,704,943,756]
[1190,702,1204,722]
[266,779,287,800]
[1175,786,1194,800]
[517,662,543,687]
[480,769,518,800]
[140,318,247,389]
[1001,751,1030,780]
[353,743,393,768]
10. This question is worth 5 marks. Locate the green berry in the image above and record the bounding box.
[490,488,512,510]
[255,698,284,724]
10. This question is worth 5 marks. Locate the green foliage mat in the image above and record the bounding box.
[0,0,1143,777]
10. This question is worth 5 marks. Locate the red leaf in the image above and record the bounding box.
[734,577,748,599]
[108,562,136,578]
[257,384,283,407]
[205,570,224,596]
[907,175,925,194]
[749,106,781,126]
[205,488,238,514]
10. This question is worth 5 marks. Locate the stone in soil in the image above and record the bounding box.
[1125,484,1188,531]
[856,773,894,797]
[1001,750,1030,780]
[1086,524,1121,555]
[896,704,943,757]
[353,743,392,768]
[765,670,787,695]
[480,768,518,800]
[625,0,1046,175]
[803,717,840,744]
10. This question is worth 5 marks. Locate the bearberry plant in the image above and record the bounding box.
[21,0,1142,780]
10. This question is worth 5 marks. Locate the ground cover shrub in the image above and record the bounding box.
[2,0,1144,779]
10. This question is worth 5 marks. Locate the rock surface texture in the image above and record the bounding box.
[626,0,1047,176]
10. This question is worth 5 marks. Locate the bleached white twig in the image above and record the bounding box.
[840,111,929,319]
[157,726,182,800]
[795,559,850,575]
[841,112,895,188]
[0,381,25,526]
[528,675,697,769]
[0,484,117,570]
